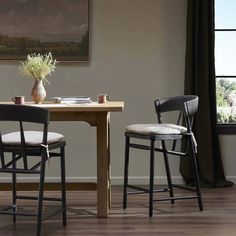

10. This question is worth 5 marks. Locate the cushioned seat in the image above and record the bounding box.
[125,123,187,135]
[2,131,64,146]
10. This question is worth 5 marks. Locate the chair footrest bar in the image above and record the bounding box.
[129,143,150,151]
[127,184,170,194]
[128,143,187,157]
[154,148,187,157]
[16,195,63,202]
[127,191,149,195]
[172,184,196,192]
[153,195,198,202]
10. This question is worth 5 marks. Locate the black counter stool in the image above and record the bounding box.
[0,104,66,236]
[123,95,203,217]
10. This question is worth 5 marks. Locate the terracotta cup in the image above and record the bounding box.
[12,96,25,105]
[98,94,109,103]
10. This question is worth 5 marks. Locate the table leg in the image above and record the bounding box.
[107,113,111,208]
[96,112,110,217]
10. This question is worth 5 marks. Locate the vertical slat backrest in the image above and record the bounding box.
[184,97,199,132]
[0,105,50,169]
[154,95,198,129]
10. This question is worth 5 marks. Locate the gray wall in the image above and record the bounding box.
[2,0,233,184]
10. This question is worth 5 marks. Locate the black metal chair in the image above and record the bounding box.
[123,95,203,217]
[0,104,66,236]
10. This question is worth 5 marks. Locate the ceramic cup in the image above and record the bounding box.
[12,96,25,105]
[98,94,109,103]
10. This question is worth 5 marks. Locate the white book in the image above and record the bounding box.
[50,96,92,103]
[61,96,91,101]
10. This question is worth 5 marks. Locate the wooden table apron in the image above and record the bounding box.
[33,102,124,218]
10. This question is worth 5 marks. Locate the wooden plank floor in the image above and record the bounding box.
[0,186,235,235]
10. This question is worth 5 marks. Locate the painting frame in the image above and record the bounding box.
[0,0,90,62]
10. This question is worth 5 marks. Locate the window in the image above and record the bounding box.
[215,0,236,132]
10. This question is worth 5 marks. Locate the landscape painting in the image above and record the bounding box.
[0,0,89,62]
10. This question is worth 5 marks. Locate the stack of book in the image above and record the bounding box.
[51,96,92,104]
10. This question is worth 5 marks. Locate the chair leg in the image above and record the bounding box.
[149,139,155,217]
[36,156,46,236]
[60,147,67,226]
[161,140,174,204]
[190,139,203,211]
[12,153,17,223]
[123,136,130,209]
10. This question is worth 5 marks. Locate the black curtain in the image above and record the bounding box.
[180,0,233,187]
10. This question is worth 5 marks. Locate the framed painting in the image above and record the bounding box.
[0,0,89,62]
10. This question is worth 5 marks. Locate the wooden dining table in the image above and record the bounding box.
[1,101,124,218]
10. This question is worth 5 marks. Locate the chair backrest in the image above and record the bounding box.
[154,95,199,132]
[0,105,50,170]
[0,104,50,143]
[0,104,50,144]
[0,104,49,124]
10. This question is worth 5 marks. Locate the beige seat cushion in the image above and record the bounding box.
[125,123,187,135]
[2,131,64,146]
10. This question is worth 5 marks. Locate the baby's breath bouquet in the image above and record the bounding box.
[20,52,57,84]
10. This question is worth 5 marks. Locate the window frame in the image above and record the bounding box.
[215,28,236,133]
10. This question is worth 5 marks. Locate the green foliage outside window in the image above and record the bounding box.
[216,79,236,123]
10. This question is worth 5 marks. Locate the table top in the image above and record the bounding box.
[0,101,124,112]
